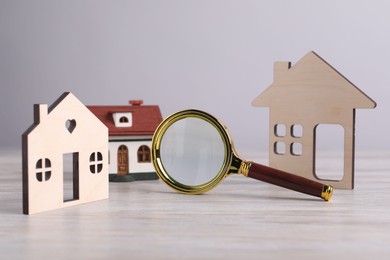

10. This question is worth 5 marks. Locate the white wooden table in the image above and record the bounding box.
[1,148,390,259]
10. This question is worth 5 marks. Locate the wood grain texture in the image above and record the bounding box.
[22,93,109,214]
[252,51,376,189]
[1,149,390,259]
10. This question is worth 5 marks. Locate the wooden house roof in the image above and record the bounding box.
[252,51,376,110]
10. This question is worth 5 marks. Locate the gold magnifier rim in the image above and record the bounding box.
[151,109,234,194]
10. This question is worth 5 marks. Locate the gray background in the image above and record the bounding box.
[1,0,388,153]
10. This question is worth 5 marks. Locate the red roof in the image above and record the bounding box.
[87,102,163,136]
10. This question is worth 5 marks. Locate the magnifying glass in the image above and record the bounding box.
[152,109,333,201]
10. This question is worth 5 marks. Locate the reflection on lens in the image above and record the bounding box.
[159,117,226,186]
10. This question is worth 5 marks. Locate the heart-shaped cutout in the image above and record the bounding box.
[65,119,77,134]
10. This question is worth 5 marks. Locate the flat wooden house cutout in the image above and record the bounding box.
[22,92,109,214]
[252,51,376,189]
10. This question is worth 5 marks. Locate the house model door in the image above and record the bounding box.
[117,145,129,175]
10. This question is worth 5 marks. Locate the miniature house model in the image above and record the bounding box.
[22,92,109,214]
[252,51,376,189]
[88,100,163,182]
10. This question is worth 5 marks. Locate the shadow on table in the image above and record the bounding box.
[152,189,323,202]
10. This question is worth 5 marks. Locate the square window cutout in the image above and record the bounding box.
[290,142,302,156]
[274,124,286,137]
[274,141,286,155]
[291,124,303,137]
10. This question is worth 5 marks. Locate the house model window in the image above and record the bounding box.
[274,123,303,156]
[113,112,132,127]
[89,152,103,174]
[36,158,52,182]
[137,145,151,163]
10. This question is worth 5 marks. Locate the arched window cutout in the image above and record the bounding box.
[36,158,52,182]
[119,116,129,123]
[138,145,151,163]
[89,152,103,174]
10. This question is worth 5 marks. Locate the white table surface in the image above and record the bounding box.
[1,148,390,259]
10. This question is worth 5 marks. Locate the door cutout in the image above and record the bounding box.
[63,152,79,202]
[314,124,344,181]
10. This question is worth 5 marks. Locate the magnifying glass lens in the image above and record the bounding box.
[159,117,226,186]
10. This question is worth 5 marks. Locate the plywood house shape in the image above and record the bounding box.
[22,92,109,214]
[88,100,163,182]
[252,51,376,189]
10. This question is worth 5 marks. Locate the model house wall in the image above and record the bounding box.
[108,137,154,174]
[252,52,376,189]
[22,92,109,214]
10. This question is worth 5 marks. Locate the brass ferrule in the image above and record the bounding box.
[239,160,252,177]
[321,185,333,201]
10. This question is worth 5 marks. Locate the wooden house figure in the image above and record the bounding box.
[22,92,109,214]
[88,100,163,182]
[252,51,376,189]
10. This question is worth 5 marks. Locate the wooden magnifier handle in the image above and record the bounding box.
[246,162,333,201]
